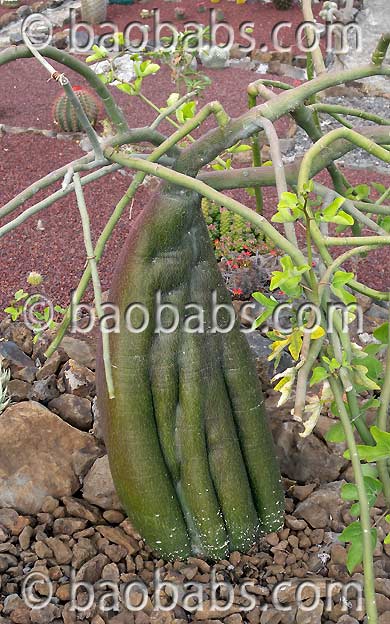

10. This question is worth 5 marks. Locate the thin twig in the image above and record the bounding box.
[73,173,115,399]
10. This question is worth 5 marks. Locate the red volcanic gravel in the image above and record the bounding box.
[1,2,389,311]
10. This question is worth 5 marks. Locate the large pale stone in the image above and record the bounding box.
[0,401,100,514]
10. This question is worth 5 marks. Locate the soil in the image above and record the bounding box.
[1,55,389,312]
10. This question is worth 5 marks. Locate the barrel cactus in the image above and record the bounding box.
[96,184,285,561]
[53,87,99,133]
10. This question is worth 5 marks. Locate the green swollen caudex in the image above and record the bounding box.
[96,186,284,560]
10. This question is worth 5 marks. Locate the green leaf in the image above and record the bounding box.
[270,256,310,298]
[331,271,356,305]
[279,192,299,208]
[140,61,160,77]
[14,289,28,301]
[363,343,383,356]
[321,199,354,226]
[345,426,390,462]
[342,477,382,511]
[227,143,252,153]
[341,482,358,501]
[176,101,196,124]
[347,184,370,201]
[289,330,302,361]
[86,44,108,63]
[322,197,345,218]
[310,366,329,387]
[116,83,137,95]
[54,305,66,315]
[325,422,346,443]
[339,521,377,573]
[378,216,390,232]
[4,306,20,321]
[332,271,354,289]
[372,182,386,195]
[252,292,278,328]
[373,322,389,344]
[352,364,380,391]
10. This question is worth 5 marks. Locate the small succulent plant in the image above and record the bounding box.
[201,197,272,260]
[53,86,100,133]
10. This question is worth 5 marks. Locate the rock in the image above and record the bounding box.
[52,30,68,50]
[91,396,104,441]
[0,341,36,383]
[376,579,390,599]
[60,336,96,369]
[72,537,97,569]
[1,322,33,355]
[7,379,32,401]
[48,395,93,430]
[379,614,390,624]
[30,604,60,624]
[40,496,59,514]
[76,553,109,583]
[337,617,359,624]
[330,543,347,565]
[103,510,125,524]
[96,525,139,554]
[3,594,25,615]
[285,515,307,530]
[0,553,18,571]
[30,375,60,403]
[19,525,33,550]
[294,482,345,529]
[377,594,390,615]
[62,496,101,523]
[45,537,72,564]
[34,540,53,559]
[36,352,62,380]
[16,4,32,18]
[82,455,122,510]
[60,359,95,397]
[193,600,242,620]
[292,484,316,501]
[0,509,20,531]
[53,517,88,535]
[0,401,100,514]
[260,609,282,624]
[199,46,230,69]
[269,415,346,483]
[296,602,323,624]
[102,561,120,583]
[9,608,31,624]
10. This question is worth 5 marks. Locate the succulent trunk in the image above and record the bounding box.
[96,182,284,560]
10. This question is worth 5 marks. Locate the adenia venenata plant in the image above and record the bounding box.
[1,21,390,623]
[96,185,285,560]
